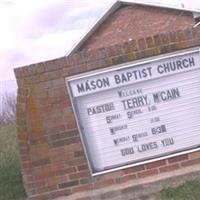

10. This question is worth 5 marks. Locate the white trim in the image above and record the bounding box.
[121,0,200,13]
[67,0,200,55]
[194,21,200,28]
[66,47,200,176]
[93,147,200,176]
[66,1,120,56]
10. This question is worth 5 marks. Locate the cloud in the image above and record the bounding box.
[0,0,113,84]
[1,0,113,39]
[1,29,86,81]
[0,0,114,82]
[2,0,200,85]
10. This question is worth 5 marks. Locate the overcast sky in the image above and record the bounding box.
[1,0,200,90]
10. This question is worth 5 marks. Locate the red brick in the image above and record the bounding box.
[63,143,83,153]
[66,114,77,129]
[35,63,45,74]
[181,158,200,167]
[28,193,50,200]
[184,38,200,48]
[129,39,138,51]
[40,185,56,195]
[74,150,84,158]
[154,34,162,46]
[40,70,62,82]
[31,158,50,168]
[96,171,123,182]
[145,160,166,169]
[159,164,180,173]
[17,95,27,103]
[79,177,93,185]
[107,45,115,57]
[15,4,200,200]
[55,175,69,183]
[52,78,64,87]
[66,158,86,167]
[14,68,22,78]
[32,180,46,188]
[137,169,158,178]
[189,151,200,159]
[55,167,76,176]
[113,44,124,56]
[123,41,132,53]
[138,38,147,50]
[50,189,72,199]
[115,174,137,184]
[50,136,80,148]
[160,33,170,44]
[94,179,114,189]
[66,54,75,66]
[63,64,88,76]
[44,59,62,72]
[72,183,93,193]
[77,164,89,172]
[34,170,55,181]
[18,88,29,96]
[192,27,200,37]
[146,37,155,48]
[75,197,92,200]
[21,155,30,162]
[124,165,145,174]
[135,50,146,59]
[79,5,195,52]
[58,180,79,189]
[69,171,90,180]
[169,31,177,42]
[168,154,189,164]
[177,30,186,40]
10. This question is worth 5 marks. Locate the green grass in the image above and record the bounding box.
[160,181,200,200]
[0,125,200,200]
[0,125,26,200]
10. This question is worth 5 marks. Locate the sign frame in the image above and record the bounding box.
[66,47,200,176]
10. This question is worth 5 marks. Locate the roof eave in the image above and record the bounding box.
[120,0,200,13]
[67,0,200,56]
[67,0,122,55]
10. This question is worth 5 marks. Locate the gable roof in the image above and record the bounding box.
[67,0,200,55]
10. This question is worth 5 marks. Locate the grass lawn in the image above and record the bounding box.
[0,125,26,200]
[159,181,200,200]
[0,125,199,200]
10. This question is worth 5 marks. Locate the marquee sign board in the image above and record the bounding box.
[66,48,200,175]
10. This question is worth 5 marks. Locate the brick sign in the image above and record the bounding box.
[66,49,200,175]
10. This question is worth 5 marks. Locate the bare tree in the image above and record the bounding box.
[0,93,16,126]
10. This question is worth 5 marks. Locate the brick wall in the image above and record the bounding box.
[15,27,200,200]
[78,5,195,52]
